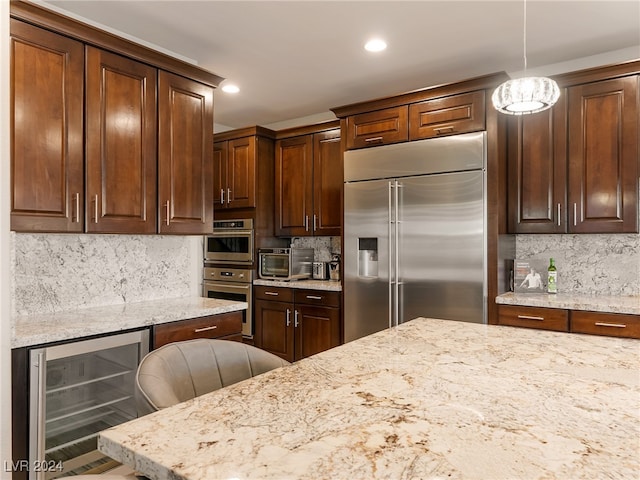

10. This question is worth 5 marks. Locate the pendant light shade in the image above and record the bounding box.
[492,76,560,115]
[492,0,560,115]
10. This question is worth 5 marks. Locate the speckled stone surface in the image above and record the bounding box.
[11,232,202,316]
[11,297,247,348]
[516,233,640,295]
[254,278,342,291]
[98,318,640,480]
[496,292,640,314]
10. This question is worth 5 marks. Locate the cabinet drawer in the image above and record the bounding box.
[153,311,243,348]
[497,305,569,332]
[294,289,341,308]
[571,311,640,339]
[409,91,485,140]
[254,285,294,302]
[345,106,408,150]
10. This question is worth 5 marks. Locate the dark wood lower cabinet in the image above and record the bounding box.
[152,311,243,348]
[497,304,640,339]
[254,286,341,362]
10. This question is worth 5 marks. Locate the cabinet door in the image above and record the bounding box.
[10,20,84,233]
[409,90,485,140]
[507,100,567,233]
[254,299,295,362]
[213,141,227,208]
[567,76,638,233]
[227,136,256,209]
[295,304,341,360]
[158,71,214,234]
[275,135,314,236]
[313,129,342,236]
[86,47,158,233]
[345,106,409,150]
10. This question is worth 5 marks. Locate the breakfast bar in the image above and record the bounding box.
[98,318,640,480]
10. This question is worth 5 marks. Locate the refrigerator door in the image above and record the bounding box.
[344,179,393,342]
[397,170,485,324]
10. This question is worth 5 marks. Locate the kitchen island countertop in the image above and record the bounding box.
[99,317,639,480]
[11,297,247,348]
[497,291,640,315]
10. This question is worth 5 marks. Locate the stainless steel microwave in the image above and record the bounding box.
[204,219,254,265]
[258,248,314,281]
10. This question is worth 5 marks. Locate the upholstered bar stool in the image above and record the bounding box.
[135,338,290,415]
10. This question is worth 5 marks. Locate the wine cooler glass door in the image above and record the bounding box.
[29,330,149,479]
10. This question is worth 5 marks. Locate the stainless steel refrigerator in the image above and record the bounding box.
[343,131,486,342]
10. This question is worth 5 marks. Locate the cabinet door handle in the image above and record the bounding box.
[165,200,170,226]
[93,194,99,223]
[313,214,317,232]
[264,291,279,296]
[594,322,626,329]
[286,308,291,327]
[72,193,80,223]
[557,203,561,227]
[573,203,577,226]
[227,188,232,205]
[294,309,299,328]
[306,295,322,300]
[194,325,218,333]
[517,315,544,321]
[364,136,383,144]
[220,189,225,204]
[434,125,455,135]
[305,215,309,232]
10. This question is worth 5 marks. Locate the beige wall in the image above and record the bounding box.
[2,0,13,476]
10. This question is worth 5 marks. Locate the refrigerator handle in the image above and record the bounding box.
[388,181,394,329]
[394,181,401,327]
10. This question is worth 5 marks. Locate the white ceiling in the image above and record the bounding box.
[40,1,640,132]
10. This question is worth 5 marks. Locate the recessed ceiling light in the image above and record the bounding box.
[221,83,240,94]
[364,38,387,52]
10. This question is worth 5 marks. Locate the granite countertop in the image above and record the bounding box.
[11,297,247,349]
[254,278,342,291]
[99,317,639,480]
[497,291,640,315]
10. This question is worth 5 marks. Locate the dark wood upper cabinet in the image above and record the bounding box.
[85,47,158,233]
[214,136,257,209]
[409,90,485,140]
[158,71,214,234]
[507,63,639,234]
[10,19,84,232]
[275,123,342,237]
[508,98,567,233]
[567,76,638,233]
[345,106,408,150]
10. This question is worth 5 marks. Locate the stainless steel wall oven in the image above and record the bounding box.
[203,218,255,338]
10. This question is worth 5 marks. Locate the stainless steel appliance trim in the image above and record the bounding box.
[388,181,393,329]
[29,350,46,480]
[203,279,253,337]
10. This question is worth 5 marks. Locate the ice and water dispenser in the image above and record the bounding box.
[358,238,378,278]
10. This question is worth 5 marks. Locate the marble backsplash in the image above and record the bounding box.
[291,236,341,261]
[11,233,202,316]
[516,234,640,296]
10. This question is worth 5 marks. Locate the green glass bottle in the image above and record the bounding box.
[547,258,557,294]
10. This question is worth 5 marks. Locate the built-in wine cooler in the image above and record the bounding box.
[28,330,149,479]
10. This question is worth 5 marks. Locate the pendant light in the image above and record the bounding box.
[492,0,560,115]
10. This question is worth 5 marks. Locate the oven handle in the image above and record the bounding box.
[203,281,251,293]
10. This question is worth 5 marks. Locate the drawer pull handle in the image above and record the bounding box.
[264,292,279,296]
[306,295,323,300]
[434,126,455,135]
[594,322,626,329]
[517,315,544,321]
[364,136,384,143]
[194,325,218,333]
